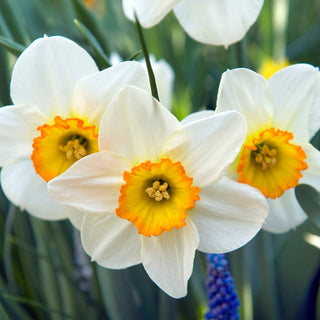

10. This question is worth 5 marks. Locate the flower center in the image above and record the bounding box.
[237,127,308,199]
[253,143,277,170]
[117,158,200,237]
[59,136,88,160]
[31,116,99,182]
[145,180,170,201]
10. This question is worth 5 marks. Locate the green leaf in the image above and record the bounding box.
[71,0,109,54]
[0,35,25,56]
[3,294,77,319]
[4,205,18,294]
[295,184,320,229]
[0,47,11,106]
[74,19,110,69]
[0,301,10,320]
[311,129,320,151]
[127,50,142,61]
[0,0,31,45]
[96,265,157,320]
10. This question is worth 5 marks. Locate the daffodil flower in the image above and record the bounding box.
[215,64,320,233]
[48,85,268,298]
[122,0,264,46]
[0,35,149,220]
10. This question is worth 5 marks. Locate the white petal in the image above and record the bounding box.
[181,110,215,125]
[216,68,273,137]
[140,57,175,109]
[141,217,199,298]
[72,61,150,126]
[82,214,141,268]
[300,143,320,191]
[11,35,98,117]
[190,177,268,253]
[66,206,86,230]
[0,105,49,166]
[163,111,247,187]
[174,0,264,46]
[109,52,122,65]
[122,0,179,27]
[309,72,320,139]
[1,160,67,220]
[269,64,320,142]
[48,151,130,214]
[99,86,181,165]
[263,189,307,233]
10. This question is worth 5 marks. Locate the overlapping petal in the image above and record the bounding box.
[269,64,320,142]
[1,160,67,220]
[181,110,215,125]
[99,86,182,165]
[122,0,179,27]
[190,177,268,253]
[48,151,130,214]
[0,105,49,166]
[67,206,86,230]
[174,0,264,46]
[82,214,141,269]
[10,36,98,118]
[216,68,273,137]
[299,143,320,190]
[263,189,307,233]
[162,111,247,187]
[72,61,150,126]
[141,217,199,298]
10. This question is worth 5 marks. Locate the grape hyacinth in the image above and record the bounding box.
[205,254,240,320]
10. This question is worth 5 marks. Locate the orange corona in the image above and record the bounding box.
[32,116,99,182]
[117,158,200,237]
[238,127,307,199]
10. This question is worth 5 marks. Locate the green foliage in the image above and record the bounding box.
[296,184,320,229]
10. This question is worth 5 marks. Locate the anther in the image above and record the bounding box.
[59,138,87,160]
[145,180,170,201]
[254,144,277,170]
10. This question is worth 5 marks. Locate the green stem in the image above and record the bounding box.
[134,14,159,101]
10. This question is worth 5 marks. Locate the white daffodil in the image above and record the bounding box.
[48,85,268,298]
[122,0,264,46]
[0,35,149,221]
[215,64,320,233]
[110,52,174,109]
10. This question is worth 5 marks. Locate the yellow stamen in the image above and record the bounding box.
[145,180,170,201]
[253,143,277,170]
[59,138,87,160]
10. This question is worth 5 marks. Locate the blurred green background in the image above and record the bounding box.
[0,0,319,319]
